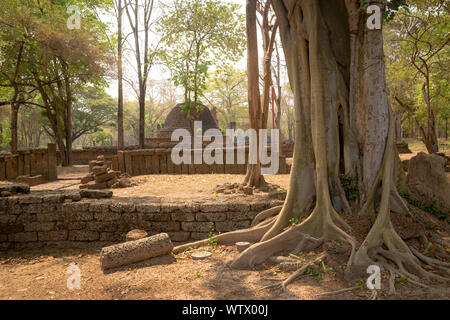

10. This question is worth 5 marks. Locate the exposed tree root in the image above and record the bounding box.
[251,206,283,227]
[369,290,378,300]
[172,217,275,254]
[388,269,396,296]
[348,114,450,285]
[261,253,327,292]
[315,286,359,298]
[231,197,356,270]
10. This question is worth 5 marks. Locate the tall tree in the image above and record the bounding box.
[190,0,449,286]
[0,0,112,164]
[114,0,125,149]
[386,0,449,153]
[124,0,157,149]
[244,0,278,188]
[158,0,246,134]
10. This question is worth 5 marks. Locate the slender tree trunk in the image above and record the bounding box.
[10,103,19,154]
[445,117,448,140]
[117,0,125,149]
[244,0,265,188]
[423,82,439,153]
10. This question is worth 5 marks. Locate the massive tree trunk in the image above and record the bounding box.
[209,0,448,285]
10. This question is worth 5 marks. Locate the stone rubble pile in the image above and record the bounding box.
[80,155,135,190]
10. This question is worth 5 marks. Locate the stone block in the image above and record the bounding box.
[200,203,228,212]
[38,231,68,241]
[196,212,227,222]
[171,211,195,222]
[24,222,54,232]
[142,213,171,222]
[18,195,43,204]
[100,233,173,270]
[215,220,251,233]
[136,203,161,213]
[166,231,190,242]
[181,222,211,233]
[190,232,210,241]
[227,202,250,212]
[110,202,135,213]
[8,232,37,242]
[226,211,258,221]
[86,221,117,232]
[68,230,99,241]
[89,202,111,213]
[151,222,180,232]
[94,212,122,221]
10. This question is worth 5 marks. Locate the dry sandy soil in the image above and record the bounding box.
[1,242,449,300]
[0,146,449,300]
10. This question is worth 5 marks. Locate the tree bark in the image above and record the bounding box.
[117,0,125,150]
[228,1,443,284]
[10,103,19,154]
[244,0,266,188]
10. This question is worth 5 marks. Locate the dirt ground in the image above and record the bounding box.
[1,242,448,300]
[1,143,449,300]
[1,171,449,300]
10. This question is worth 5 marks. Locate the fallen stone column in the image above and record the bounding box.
[100,233,174,270]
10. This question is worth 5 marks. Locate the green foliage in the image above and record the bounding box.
[305,258,330,283]
[395,277,408,284]
[385,0,449,140]
[289,217,300,226]
[0,0,113,152]
[340,174,360,201]
[360,0,407,21]
[356,278,365,289]
[208,223,219,248]
[72,87,117,143]
[158,0,246,117]
[204,65,248,130]
[385,0,407,22]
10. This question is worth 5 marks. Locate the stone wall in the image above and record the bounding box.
[0,143,57,182]
[115,148,289,176]
[0,192,282,250]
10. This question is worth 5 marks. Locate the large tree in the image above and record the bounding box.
[385,0,449,153]
[0,0,112,165]
[124,0,158,149]
[177,0,449,288]
[158,0,246,134]
[114,0,125,149]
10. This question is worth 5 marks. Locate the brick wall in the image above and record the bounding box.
[0,193,282,250]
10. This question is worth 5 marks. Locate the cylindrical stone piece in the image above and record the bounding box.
[100,233,173,270]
